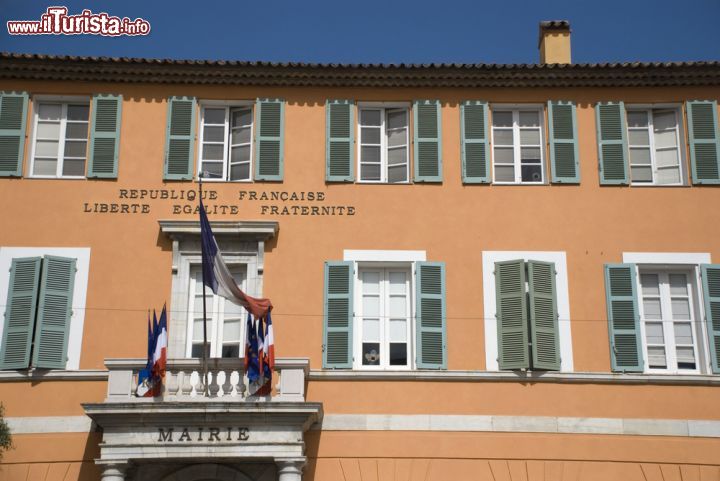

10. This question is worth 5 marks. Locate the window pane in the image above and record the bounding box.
[362,343,380,365]
[231,108,252,127]
[67,105,89,121]
[231,126,252,145]
[193,318,204,340]
[492,111,512,127]
[361,163,381,181]
[231,145,250,163]
[363,296,380,318]
[203,125,225,143]
[647,346,667,368]
[673,322,693,345]
[192,343,209,359]
[36,122,60,139]
[493,129,513,146]
[669,274,688,295]
[389,343,407,366]
[656,168,680,185]
[362,127,381,144]
[495,164,514,182]
[224,319,241,341]
[645,322,664,344]
[389,272,406,293]
[643,299,662,320]
[38,104,61,121]
[360,109,381,126]
[518,111,539,127]
[35,140,59,157]
[204,108,225,124]
[33,158,57,175]
[65,123,88,140]
[387,129,406,147]
[628,129,650,146]
[230,163,250,181]
[387,165,407,183]
[629,148,651,165]
[62,159,85,176]
[631,166,652,182]
[653,110,676,131]
[202,144,224,161]
[494,147,513,164]
[389,319,407,342]
[64,140,87,158]
[389,297,406,318]
[521,164,542,183]
[361,146,381,164]
[222,344,240,358]
[521,147,541,163]
[641,274,660,295]
[362,272,380,292]
[519,129,540,145]
[655,148,678,168]
[671,299,690,319]
[654,129,677,149]
[199,161,223,179]
[387,110,407,129]
[627,111,648,128]
[387,147,406,166]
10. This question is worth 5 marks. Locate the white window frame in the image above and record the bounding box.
[625,104,687,186]
[197,100,254,182]
[482,251,574,372]
[490,104,546,185]
[0,247,91,370]
[185,264,247,359]
[623,252,713,374]
[357,102,411,184]
[29,95,91,180]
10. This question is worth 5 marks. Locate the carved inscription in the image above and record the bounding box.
[157,427,250,442]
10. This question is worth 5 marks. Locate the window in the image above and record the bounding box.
[638,271,699,373]
[31,101,90,178]
[356,267,411,369]
[491,107,545,184]
[627,107,684,185]
[358,107,410,183]
[0,248,90,371]
[198,105,254,181]
[186,265,246,358]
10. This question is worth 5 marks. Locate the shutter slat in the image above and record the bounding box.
[326,100,354,182]
[1,257,42,370]
[549,101,580,183]
[461,101,490,183]
[255,99,284,181]
[0,92,29,177]
[496,260,530,370]
[413,100,442,182]
[605,263,643,372]
[88,94,122,178]
[415,262,446,369]
[32,256,76,369]
[528,260,560,370]
[323,261,353,368]
[701,265,720,373]
[596,102,629,185]
[687,101,720,184]
[163,96,196,180]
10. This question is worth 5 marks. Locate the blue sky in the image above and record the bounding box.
[1,0,719,64]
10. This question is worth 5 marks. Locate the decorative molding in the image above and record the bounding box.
[343,249,426,262]
[158,220,279,239]
[0,369,108,381]
[622,252,712,265]
[7,415,94,433]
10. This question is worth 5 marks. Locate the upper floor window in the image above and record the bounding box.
[491,107,545,184]
[627,107,684,185]
[31,101,90,178]
[198,104,254,182]
[358,107,410,183]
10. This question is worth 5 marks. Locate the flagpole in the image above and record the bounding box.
[198,174,209,397]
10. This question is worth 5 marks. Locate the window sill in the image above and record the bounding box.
[0,369,108,381]
[26,175,87,180]
[309,369,720,385]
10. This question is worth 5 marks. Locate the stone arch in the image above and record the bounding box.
[159,463,254,481]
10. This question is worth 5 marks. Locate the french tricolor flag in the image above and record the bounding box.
[151,305,168,392]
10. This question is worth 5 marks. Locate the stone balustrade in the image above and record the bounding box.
[104,357,309,402]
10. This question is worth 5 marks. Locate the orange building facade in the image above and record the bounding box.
[1,23,720,481]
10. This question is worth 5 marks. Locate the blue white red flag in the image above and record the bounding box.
[152,305,168,394]
[135,311,154,397]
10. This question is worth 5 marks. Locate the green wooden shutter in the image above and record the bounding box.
[548,101,580,183]
[604,264,643,372]
[415,262,446,369]
[0,257,42,370]
[687,101,720,184]
[700,265,720,374]
[323,261,353,368]
[163,96,196,180]
[32,256,76,369]
[326,100,354,182]
[596,102,629,185]
[460,100,490,183]
[255,98,284,181]
[88,94,122,178]
[0,91,29,177]
[527,260,560,370]
[413,100,442,182]
[495,260,529,370]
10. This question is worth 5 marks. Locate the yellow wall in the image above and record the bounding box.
[540,31,572,64]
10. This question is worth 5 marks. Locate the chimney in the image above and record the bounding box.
[538,20,571,64]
